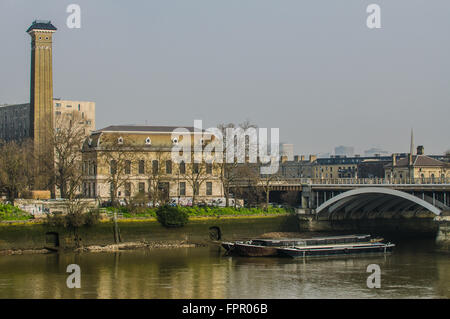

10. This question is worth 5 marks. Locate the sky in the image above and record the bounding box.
[1,0,449,156]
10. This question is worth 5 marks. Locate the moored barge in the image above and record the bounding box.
[222,234,384,257]
[276,242,395,258]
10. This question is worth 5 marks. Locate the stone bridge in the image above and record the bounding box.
[233,178,450,220]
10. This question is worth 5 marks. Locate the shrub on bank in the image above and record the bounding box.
[0,203,33,221]
[156,206,189,228]
[45,209,101,228]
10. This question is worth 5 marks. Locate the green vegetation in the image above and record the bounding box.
[0,203,33,221]
[156,206,189,228]
[46,209,101,228]
[104,205,292,218]
[45,209,101,247]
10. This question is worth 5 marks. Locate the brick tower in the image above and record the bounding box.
[27,20,57,188]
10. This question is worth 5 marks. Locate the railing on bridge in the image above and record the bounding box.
[233,177,450,186]
[301,177,450,185]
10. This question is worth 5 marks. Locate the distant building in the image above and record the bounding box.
[280,143,294,161]
[277,155,316,178]
[0,99,95,141]
[384,146,449,182]
[364,147,389,157]
[317,152,331,159]
[334,145,354,157]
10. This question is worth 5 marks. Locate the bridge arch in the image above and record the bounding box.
[316,187,442,218]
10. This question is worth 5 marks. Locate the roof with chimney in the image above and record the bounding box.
[385,155,446,168]
[26,20,57,33]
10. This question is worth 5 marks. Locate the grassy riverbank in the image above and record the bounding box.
[105,206,293,218]
[0,204,33,221]
[0,214,300,252]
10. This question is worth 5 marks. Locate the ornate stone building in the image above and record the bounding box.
[384,146,449,183]
[81,125,223,205]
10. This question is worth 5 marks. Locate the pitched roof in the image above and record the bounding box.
[27,20,57,33]
[392,155,445,167]
[96,125,198,133]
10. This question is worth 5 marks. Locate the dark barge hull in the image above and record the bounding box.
[233,243,278,257]
[277,243,395,258]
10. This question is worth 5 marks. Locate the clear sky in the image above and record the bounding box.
[1,0,449,156]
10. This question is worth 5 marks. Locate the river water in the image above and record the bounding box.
[0,237,448,299]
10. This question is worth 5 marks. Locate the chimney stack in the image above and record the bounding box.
[417,145,424,155]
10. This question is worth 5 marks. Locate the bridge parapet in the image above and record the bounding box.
[233,177,450,188]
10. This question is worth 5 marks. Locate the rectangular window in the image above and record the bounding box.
[206,163,212,174]
[138,182,145,194]
[66,104,72,108]
[56,103,61,107]
[179,161,186,174]
[179,182,186,196]
[125,160,131,174]
[166,160,172,174]
[139,160,145,174]
[193,163,199,174]
[110,160,117,175]
[206,182,212,196]
[152,160,158,175]
[125,183,131,197]
[83,183,87,197]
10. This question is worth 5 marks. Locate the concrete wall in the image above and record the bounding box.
[297,213,439,237]
[0,215,299,251]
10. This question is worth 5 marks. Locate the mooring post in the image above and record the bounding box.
[113,210,119,244]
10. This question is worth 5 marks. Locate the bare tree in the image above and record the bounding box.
[0,139,35,204]
[231,163,263,207]
[216,121,257,206]
[98,135,138,207]
[260,172,279,210]
[181,155,211,206]
[147,151,171,207]
[51,113,87,199]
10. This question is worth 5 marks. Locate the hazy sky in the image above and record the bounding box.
[1,0,449,155]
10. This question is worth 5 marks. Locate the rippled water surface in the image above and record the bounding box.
[0,238,448,298]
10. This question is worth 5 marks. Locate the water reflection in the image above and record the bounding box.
[0,239,448,298]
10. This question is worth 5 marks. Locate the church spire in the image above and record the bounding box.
[409,128,414,166]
